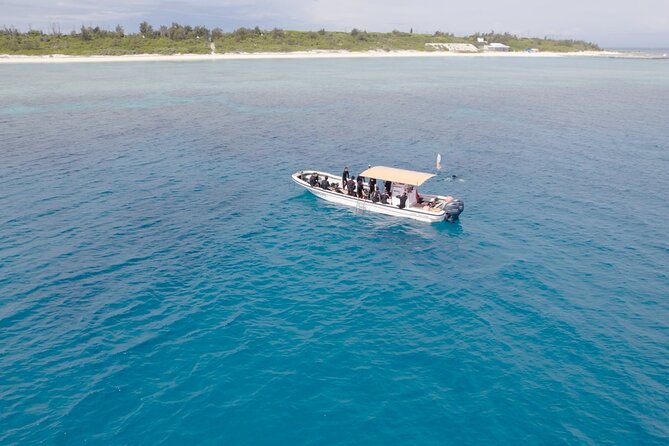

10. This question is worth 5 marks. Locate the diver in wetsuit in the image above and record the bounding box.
[398,192,408,209]
[320,176,330,189]
[309,173,319,187]
[346,177,356,196]
[368,178,376,196]
[356,176,364,198]
[342,167,349,187]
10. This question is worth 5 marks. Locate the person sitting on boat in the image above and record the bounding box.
[398,191,408,209]
[309,173,319,187]
[356,176,364,198]
[380,191,389,204]
[320,175,330,189]
[371,189,380,203]
[346,177,356,196]
[342,167,349,186]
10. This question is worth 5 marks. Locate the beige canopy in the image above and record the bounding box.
[359,166,435,186]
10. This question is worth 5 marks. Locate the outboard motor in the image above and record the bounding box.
[444,199,464,221]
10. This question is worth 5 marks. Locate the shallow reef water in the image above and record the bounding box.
[1,56,668,444]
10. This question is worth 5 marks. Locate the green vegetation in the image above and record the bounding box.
[0,24,600,56]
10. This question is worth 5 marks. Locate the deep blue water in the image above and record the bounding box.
[1,57,668,445]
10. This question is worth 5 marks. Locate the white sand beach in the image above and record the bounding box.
[0,50,623,64]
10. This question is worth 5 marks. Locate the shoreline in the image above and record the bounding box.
[0,49,625,64]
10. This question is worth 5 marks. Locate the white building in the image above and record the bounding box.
[483,42,511,52]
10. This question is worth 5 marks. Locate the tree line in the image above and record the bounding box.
[0,23,600,54]
[0,23,598,48]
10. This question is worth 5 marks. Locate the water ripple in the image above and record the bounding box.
[1,58,668,445]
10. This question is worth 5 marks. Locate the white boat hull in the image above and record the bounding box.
[292,171,460,223]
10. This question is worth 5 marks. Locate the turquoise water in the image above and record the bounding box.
[1,57,668,444]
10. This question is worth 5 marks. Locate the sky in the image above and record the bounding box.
[2,0,668,48]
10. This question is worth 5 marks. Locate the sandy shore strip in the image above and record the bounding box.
[0,50,624,64]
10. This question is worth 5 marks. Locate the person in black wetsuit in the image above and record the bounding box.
[368,178,376,196]
[380,191,389,204]
[320,175,330,189]
[384,180,392,195]
[371,189,380,203]
[398,191,408,209]
[341,167,349,187]
[346,177,356,196]
[309,173,319,187]
[356,175,364,198]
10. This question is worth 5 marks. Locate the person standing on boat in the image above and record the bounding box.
[341,167,349,188]
[398,191,408,209]
[384,180,392,196]
[346,176,356,196]
[369,178,377,196]
[356,175,364,198]
[320,175,330,189]
[309,173,319,187]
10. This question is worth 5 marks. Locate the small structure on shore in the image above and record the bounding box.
[483,42,511,52]
[426,43,479,52]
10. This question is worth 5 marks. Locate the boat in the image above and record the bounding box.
[292,166,464,223]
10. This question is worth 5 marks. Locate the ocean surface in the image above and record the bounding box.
[612,48,669,59]
[1,56,668,445]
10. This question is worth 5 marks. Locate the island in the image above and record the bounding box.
[1,23,601,60]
